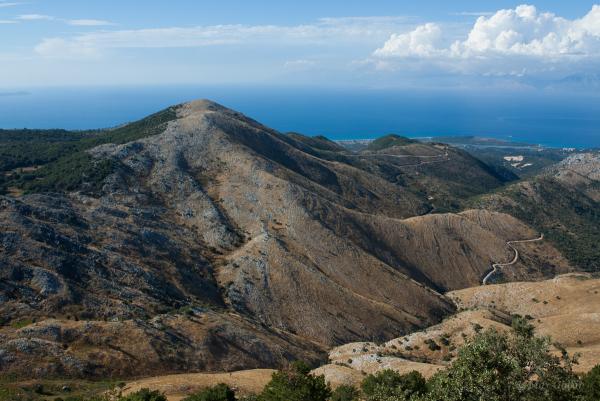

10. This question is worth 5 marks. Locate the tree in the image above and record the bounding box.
[258,361,331,401]
[182,384,236,401]
[330,385,359,401]
[361,370,427,401]
[424,326,581,401]
[511,314,535,339]
[581,364,600,401]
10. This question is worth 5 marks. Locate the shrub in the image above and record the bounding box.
[361,370,427,400]
[511,314,535,338]
[258,361,331,401]
[182,384,235,401]
[120,388,167,401]
[425,339,441,351]
[425,327,581,401]
[330,385,359,401]
[582,364,600,401]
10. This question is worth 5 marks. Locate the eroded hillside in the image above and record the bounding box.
[0,100,571,379]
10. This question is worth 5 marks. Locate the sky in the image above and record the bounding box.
[1,0,600,88]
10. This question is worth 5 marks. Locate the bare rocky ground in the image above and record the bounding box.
[0,100,572,379]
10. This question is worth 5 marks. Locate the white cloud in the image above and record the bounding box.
[451,4,582,57]
[68,19,114,27]
[373,23,443,58]
[373,4,600,74]
[284,59,317,69]
[12,14,114,26]
[0,19,17,24]
[34,38,100,59]
[33,17,410,58]
[0,2,22,8]
[17,14,54,21]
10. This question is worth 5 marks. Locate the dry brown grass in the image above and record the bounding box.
[123,369,275,401]
[449,273,600,372]
[318,273,600,387]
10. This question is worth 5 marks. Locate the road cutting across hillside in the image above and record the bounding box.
[482,234,545,285]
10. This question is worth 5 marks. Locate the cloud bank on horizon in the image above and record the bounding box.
[373,4,600,76]
[1,2,600,87]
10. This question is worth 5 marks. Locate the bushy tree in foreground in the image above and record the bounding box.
[423,320,581,401]
[330,384,359,401]
[258,361,331,401]
[581,364,600,401]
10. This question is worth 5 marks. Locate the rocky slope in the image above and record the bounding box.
[0,100,570,379]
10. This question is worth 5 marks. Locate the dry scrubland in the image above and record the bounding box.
[122,274,600,400]
[318,273,600,389]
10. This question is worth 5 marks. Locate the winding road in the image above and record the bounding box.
[355,152,450,168]
[482,234,545,285]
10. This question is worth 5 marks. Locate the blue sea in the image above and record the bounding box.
[1,85,599,148]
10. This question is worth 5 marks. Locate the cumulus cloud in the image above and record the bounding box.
[374,4,600,74]
[373,23,443,58]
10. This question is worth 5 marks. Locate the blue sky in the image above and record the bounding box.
[1,1,600,88]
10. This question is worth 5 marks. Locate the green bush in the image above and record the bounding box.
[258,361,331,401]
[511,314,535,338]
[330,385,359,401]
[582,364,600,401]
[120,388,167,401]
[182,384,235,401]
[361,370,427,400]
[424,327,581,401]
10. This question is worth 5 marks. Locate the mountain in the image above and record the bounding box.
[473,152,600,271]
[0,100,571,379]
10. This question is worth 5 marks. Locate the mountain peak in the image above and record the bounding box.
[176,99,243,121]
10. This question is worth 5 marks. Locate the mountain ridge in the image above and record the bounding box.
[0,100,572,379]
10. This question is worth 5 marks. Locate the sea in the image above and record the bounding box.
[1,85,599,148]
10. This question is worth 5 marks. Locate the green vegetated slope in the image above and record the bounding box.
[0,107,177,194]
[356,137,518,213]
[473,172,600,271]
[366,134,417,151]
[286,133,347,153]
[464,146,572,178]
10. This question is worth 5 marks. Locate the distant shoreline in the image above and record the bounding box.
[335,136,585,151]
